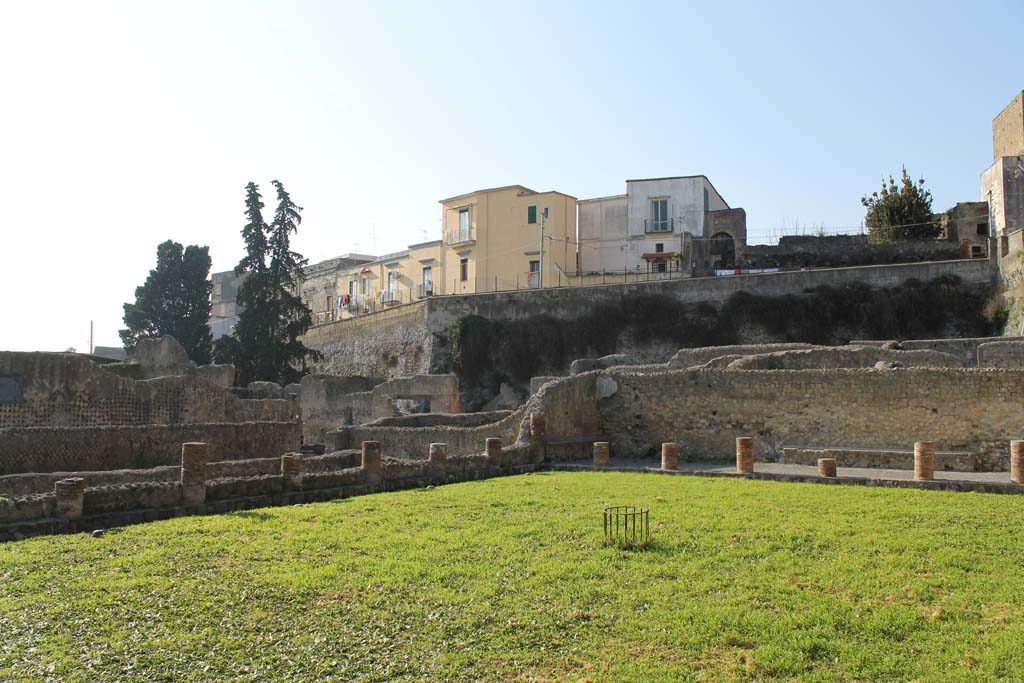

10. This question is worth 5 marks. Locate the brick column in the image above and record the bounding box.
[661,442,679,471]
[593,441,610,466]
[428,442,448,467]
[736,437,754,474]
[817,458,837,478]
[361,441,382,485]
[914,441,935,481]
[485,438,502,465]
[530,413,546,460]
[180,442,208,506]
[54,477,85,519]
[281,453,304,491]
[1012,441,1024,484]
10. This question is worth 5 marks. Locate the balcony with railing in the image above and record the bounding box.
[445,225,476,246]
[644,217,674,233]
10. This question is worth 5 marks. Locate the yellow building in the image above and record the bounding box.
[438,185,578,294]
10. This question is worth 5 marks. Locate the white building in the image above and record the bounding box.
[577,175,745,276]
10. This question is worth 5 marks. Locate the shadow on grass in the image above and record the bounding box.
[231,510,276,521]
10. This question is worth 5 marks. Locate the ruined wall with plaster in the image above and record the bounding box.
[327,373,602,459]
[978,340,1024,367]
[598,367,1024,469]
[300,373,463,443]
[0,352,296,428]
[0,421,302,476]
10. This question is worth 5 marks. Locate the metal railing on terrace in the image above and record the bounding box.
[644,217,674,233]
[445,226,476,244]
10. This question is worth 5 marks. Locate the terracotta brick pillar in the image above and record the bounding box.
[593,441,610,466]
[736,437,754,474]
[914,441,935,481]
[817,458,837,478]
[180,442,208,506]
[661,442,679,470]
[54,477,86,519]
[281,453,304,491]
[428,442,448,467]
[485,438,502,465]
[361,441,382,484]
[1011,441,1024,484]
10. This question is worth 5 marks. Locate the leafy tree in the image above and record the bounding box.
[214,180,320,385]
[861,167,938,243]
[120,240,213,364]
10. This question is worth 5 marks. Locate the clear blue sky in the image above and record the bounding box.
[1,0,1021,352]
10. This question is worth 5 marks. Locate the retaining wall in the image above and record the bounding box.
[302,258,998,380]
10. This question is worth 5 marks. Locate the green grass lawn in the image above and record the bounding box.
[3,472,1024,682]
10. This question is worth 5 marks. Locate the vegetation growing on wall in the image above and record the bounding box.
[448,275,998,409]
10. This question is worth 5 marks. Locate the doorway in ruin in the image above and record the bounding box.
[709,232,736,269]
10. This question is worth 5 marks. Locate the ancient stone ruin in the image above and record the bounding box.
[6,334,1024,540]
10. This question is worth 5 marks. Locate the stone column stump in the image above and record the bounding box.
[362,441,383,485]
[485,438,502,465]
[54,477,86,519]
[914,441,935,481]
[817,458,837,478]
[1012,441,1024,484]
[593,441,610,466]
[736,437,754,474]
[530,413,546,462]
[180,442,208,506]
[661,442,679,471]
[530,413,546,447]
[281,453,304,491]
[428,442,448,467]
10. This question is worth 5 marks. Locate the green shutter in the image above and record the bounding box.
[528,205,537,224]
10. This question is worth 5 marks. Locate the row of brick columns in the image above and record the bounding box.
[47,434,1024,522]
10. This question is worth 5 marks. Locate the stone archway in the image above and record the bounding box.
[709,232,736,269]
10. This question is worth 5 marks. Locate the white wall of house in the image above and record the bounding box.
[578,195,628,272]
[982,156,1024,235]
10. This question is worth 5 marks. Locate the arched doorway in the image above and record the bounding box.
[709,232,736,269]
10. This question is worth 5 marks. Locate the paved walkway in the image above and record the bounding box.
[551,458,1023,494]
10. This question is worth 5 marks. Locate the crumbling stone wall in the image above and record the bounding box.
[723,346,965,370]
[667,343,819,368]
[300,373,462,443]
[978,340,1024,367]
[854,336,1024,366]
[0,422,301,475]
[598,367,1024,468]
[743,235,962,270]
[0,352,295,429]
[327,373,601,458]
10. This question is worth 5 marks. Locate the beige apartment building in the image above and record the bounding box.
[439,185,577,293]
[298,241,442,324]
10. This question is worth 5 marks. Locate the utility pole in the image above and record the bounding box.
[89,320,93,355]
[538,207,548,288]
